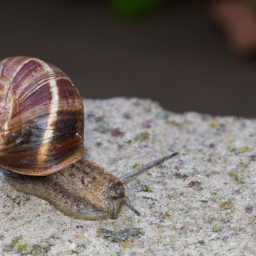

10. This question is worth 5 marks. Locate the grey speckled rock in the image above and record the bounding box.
[1,97,256,255]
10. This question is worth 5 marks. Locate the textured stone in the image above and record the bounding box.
[0,97,256,255]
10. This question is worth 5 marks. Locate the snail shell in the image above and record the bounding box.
[0,56,84,175]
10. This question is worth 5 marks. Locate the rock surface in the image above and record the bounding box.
[1,98,256,255]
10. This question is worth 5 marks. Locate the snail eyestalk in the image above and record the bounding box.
[119,152,178,184]
[123,199,140,216]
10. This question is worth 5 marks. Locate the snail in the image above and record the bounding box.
[0,56,178,220]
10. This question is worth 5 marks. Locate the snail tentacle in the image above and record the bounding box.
[119,152,178,184]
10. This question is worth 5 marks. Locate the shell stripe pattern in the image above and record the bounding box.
[0,56,84,175]
[35,59,59,162]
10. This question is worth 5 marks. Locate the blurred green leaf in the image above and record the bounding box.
[109,0,166,20]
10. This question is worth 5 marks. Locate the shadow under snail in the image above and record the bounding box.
[0,56,178,220]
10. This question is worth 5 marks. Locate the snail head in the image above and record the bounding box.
[103,180,140,219]
[102,152,179,219]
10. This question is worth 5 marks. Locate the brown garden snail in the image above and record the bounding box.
[0,56,178,220]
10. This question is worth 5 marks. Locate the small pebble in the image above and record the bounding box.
[70,243,76,250]
[245,205,253,213]
[111,128,125,138]
[250,155,256,161]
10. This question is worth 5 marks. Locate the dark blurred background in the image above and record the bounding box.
[1,0,256,117]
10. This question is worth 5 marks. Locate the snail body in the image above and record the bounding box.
[4,159,124,220]
[0,56,177,220]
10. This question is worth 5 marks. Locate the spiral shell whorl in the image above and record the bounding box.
[0,56,84,175]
